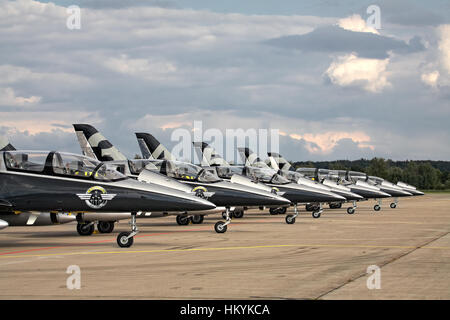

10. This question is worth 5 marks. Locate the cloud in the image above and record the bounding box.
[325,53,390,92]
[103,54,177,80]
[337,14,379,35]
[0,0,449,161]
[288,130,373,154]
[265,25,424,59]
[0,87,41,106]
[421,71,440,88]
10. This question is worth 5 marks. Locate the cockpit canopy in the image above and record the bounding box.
[245,166,290,184]
[3,151,127,182]
[215,166,245,179]
[164,160,222,183]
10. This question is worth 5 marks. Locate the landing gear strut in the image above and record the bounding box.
[374,199,382,212]
[215,207,231,233]
[347,201,357,214]
[312,203,323,219]
[390,197,398,209]
[117,212,138,248]
[285,204,299,224]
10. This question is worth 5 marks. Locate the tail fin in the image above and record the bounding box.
[267,152,291,171]
[134,133,175,160]
[72,124,127,161]
[193,142,230,167]
[238,147,268,167]
[0,136,16,151]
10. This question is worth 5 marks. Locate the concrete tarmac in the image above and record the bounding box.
[0,194,449,299]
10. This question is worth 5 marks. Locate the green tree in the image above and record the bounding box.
[367,157,388,179]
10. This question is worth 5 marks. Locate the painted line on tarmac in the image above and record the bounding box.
[0,225,219,256]
[1,243,450,259]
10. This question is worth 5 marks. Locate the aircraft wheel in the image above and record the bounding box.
[117,232,133,248]
[269,208,278,215]
[347,207,355,214]
[312,211,321,219]
[77,223,94,236]
[191,215,204,224]
[214,221,227,233]
[285,215,296,224]
[232,210,244,219]
[390,203,397,209]
[176,215,190,226]
[278,207,287,215]
[97,221,115,233]
[374,204,381,211]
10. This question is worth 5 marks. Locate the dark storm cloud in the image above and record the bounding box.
[265,25,425,59]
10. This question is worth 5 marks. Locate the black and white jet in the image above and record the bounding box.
[0,149,216,247]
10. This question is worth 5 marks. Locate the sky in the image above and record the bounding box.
[0,0,449,163]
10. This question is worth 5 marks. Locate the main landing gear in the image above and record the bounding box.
[269,207,287,215]
[77,222,94,236]
[76,221,115,236]
[347,201,357,215]
[176,214,190,225]
[117,212,138,248]
[390,197,398,209]
[97,221,115,233]
[215,207,231,233]
[232,209,244,219]
[285,204,299,224]
[329,202,342,209]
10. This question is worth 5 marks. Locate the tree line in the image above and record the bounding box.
[291,158,450,190]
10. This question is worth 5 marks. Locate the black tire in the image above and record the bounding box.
[329,203,342,209]
[76,223,94,236]
[390,203,397,209]
[232,210,244,219]
[117,232,133,248]
[312,211,321,219]
[278,207,287,215]
[214,221,227,233]
[347,207,355,214]
[269,208,279,215]
[97,221,115,233]
[176,215,190,226]
[191,215,204,224]
[374,204,381,211]
[285,215,296,224]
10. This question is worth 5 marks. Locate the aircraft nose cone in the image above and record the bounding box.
[186,197,217,211]
[381,187,413,197]
[0,219,8,230]
[377,190,392,198]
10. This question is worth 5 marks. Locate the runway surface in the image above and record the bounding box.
[0,194,449,299]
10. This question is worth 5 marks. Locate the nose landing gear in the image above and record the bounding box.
[285,204,299,224]
[215,207,231,233]
[117,212,138,248]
